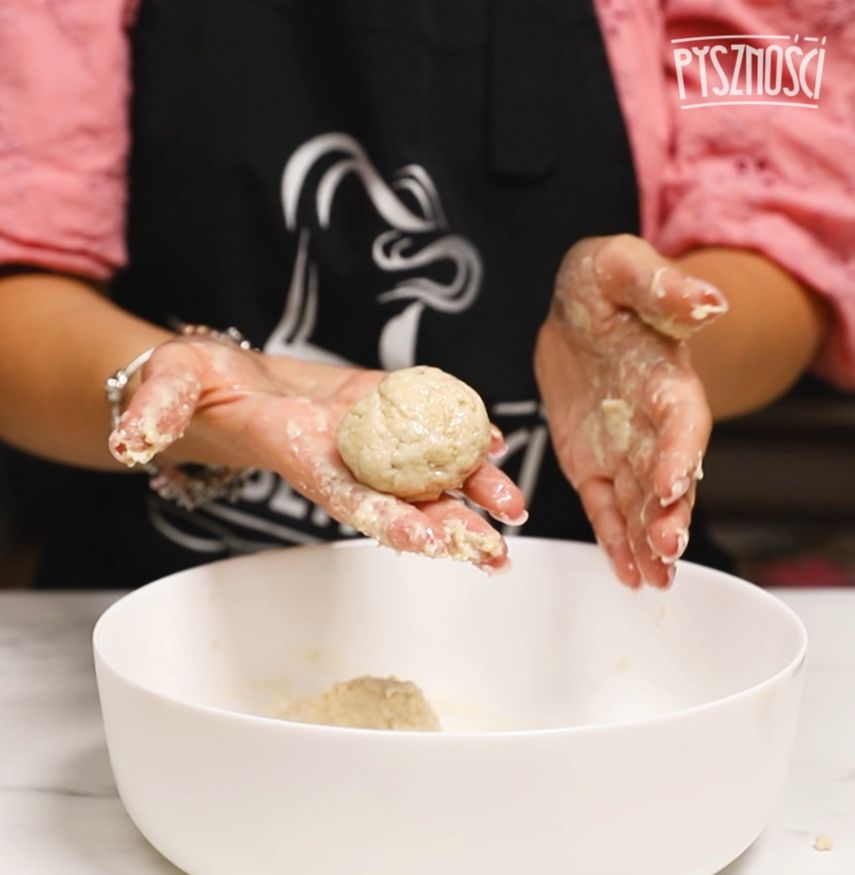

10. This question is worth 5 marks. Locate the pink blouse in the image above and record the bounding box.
[1,0,853,387]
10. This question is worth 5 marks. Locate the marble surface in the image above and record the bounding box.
[0,589,852,874]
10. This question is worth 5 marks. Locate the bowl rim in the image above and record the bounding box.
[92,537,808,741]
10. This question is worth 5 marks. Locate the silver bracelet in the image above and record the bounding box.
[105,325,255,511]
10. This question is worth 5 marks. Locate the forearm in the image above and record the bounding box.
[0,271,171,469]
[676,247,830,420]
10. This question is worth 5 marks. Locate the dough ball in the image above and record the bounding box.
[281,676,441,731]
[336,366,491,501]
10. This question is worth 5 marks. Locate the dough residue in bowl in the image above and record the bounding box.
[813,834,833,852]
[279,676,441,732]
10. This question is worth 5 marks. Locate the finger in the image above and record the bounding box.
[614,465,673,588]
[361,497,449,557]
[641,373,710,505]
[316,467,449,559]
[488,424,508,460]
[462,463,528,526]
[109,343,203,466]
[643,485,695,565]
[578,478,641,588]
[635,536,674,589]
[647,268,729,337]
[592,235,728,340]
[419,496,509,573]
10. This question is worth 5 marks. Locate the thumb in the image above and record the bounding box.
[592,235,729,340]
[109,342,203,466]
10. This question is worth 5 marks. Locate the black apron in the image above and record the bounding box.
[33,0,730,586]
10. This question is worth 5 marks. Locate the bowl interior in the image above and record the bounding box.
[94,538,805,732]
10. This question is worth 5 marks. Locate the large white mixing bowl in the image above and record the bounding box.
[94,538,806,875]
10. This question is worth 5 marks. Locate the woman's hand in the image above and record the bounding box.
[109,338,526,573]
[535,235,728,588]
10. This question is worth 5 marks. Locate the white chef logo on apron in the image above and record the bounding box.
[267,131,483,370]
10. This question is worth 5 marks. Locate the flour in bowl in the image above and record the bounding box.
[279,676,441,731]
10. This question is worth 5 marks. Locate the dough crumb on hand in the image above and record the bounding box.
[813,834,833,852]
[442,518,504,564]
[336,366,491,502]
[280,676,441,731]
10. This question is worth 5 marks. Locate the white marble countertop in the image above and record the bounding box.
[1,588,852,874]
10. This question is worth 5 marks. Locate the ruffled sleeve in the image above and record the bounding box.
[596,0,855,389]
[0,0,135,279]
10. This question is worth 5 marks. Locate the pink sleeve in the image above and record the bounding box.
[0,0,135,279]
[596,0,855,390]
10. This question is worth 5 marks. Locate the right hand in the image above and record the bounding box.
[109,334,526,572]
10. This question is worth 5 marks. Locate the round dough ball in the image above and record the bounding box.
[336,366,491,502]
[282,676,440,731]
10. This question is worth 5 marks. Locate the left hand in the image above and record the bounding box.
[535,235,728,588]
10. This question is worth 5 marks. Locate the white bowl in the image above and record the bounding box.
[94,538,806,875]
